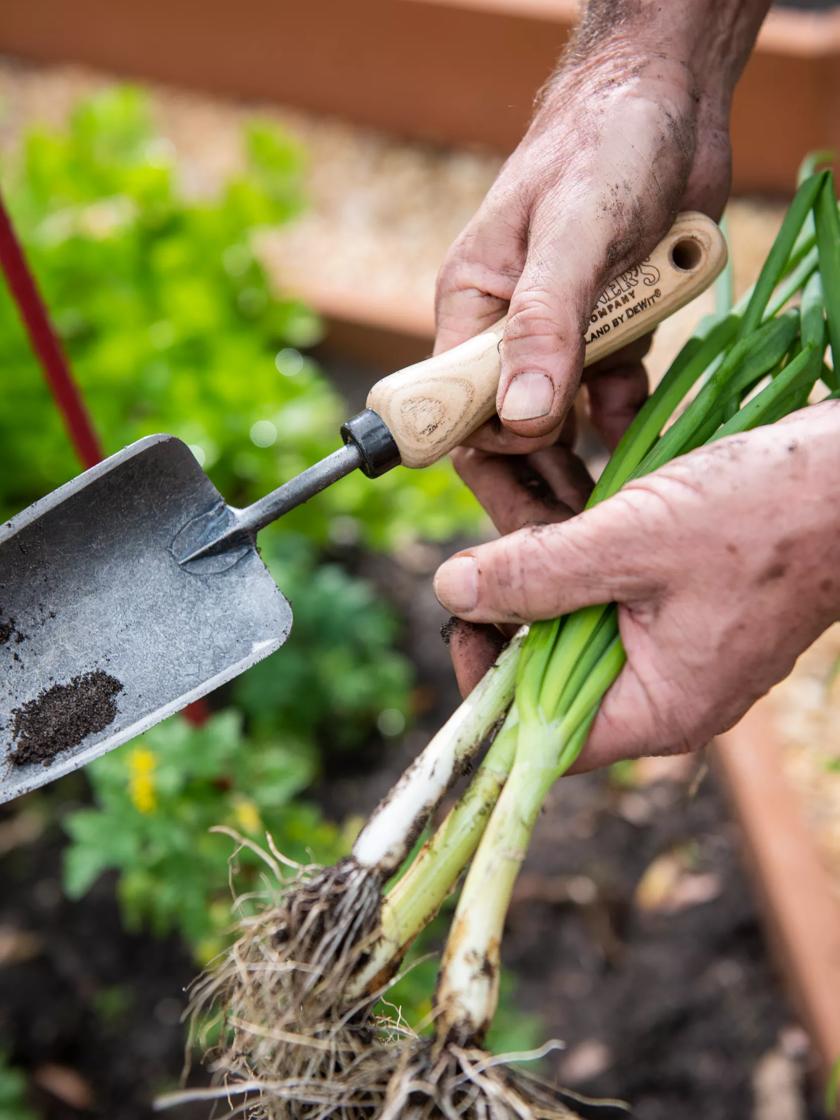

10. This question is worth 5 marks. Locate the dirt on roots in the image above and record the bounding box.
[186,856,388,1120]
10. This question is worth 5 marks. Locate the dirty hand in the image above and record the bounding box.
[434,0,768,455]
[434,402,840,770]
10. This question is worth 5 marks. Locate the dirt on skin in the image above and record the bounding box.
[9,671,123,767]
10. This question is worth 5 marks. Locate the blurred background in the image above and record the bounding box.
[0,2,839,1118]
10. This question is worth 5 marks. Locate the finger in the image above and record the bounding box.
[463,404,577,456]
[583,333,650,450]
[442,617,504,699]
[464,418,566,456]
[452,448,571,535]
[586,363,649,451]
[451,445,592,536]
[433,493,659,623]
[433,201,527,356]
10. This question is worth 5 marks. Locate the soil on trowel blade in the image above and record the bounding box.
[0,614,25,646]
[9,671,124,766]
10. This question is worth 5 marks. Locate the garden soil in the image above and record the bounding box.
[0,542,828,1119]
[9,672,124,767]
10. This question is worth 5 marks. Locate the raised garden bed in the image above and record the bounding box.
[1,0,839,193]
[714,627,840,1106]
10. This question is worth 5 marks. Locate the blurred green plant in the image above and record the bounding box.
[234,535,412,747]
[0,86,480,545]
[827,1055,840,1115]
[0,1051,34,1120]
[63,709,348,963]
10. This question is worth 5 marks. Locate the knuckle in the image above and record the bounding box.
[434,254,518,326]
[619,472,699,525]
[435,247,471,296]
[449,445,470,473]
[435,221,525,307]
[505,292,560,343]
[491,527,559,619]
[449,445,481,481]
[523,524,568,591]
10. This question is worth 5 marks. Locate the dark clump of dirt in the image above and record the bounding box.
[10,671,123,767]
[440,616,458,646]
[0,614,25,646]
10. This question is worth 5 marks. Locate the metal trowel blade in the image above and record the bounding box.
[0,434,292,804]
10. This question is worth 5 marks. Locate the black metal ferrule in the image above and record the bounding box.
[340,408,401,478]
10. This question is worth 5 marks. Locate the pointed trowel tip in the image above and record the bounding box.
[170,503,253,574]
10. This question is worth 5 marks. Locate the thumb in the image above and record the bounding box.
[433,493,658,624]
[497,203,667,437]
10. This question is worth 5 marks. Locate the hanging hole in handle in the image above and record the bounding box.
[670,236,703,272]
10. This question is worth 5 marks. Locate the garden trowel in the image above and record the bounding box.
[0,214,725,802]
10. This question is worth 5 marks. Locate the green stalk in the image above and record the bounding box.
[550,606,619,716]
[435,636,621,1037]
[715,214,735,316]
[354,695,606,1009]
[591,313,739,504]
[765,244,819,319]
[635,312,799,476]
[354,620,625,997]
[434,703,599,1039]
[737,171,827,337]
[800,270,827,352]
[350,711,521,996]
[710,343,818,442]
[814,173,840,380]
[351,628,527,874]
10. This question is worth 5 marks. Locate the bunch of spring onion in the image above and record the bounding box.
[162,163,840,1120]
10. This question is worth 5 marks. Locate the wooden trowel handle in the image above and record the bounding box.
[366,212,727,468]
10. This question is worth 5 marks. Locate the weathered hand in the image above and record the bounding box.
[435,403,840,769]
[434,25,734,457]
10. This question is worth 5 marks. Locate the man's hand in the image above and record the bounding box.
[434,403,840,770]
[434,0,769,456]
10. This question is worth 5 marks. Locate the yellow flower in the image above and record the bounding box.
[128,747,157,814]
[232,795,262,835]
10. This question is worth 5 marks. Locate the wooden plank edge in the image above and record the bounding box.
[713,701,840,1110]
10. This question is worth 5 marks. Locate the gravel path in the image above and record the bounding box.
[0,56,788,378]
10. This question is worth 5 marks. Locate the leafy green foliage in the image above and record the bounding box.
[0,1051,34,1120]
[234,535,411,747]
[63,710,348,962]
[0,87,480,544]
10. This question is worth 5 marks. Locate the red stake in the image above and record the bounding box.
[0,190,208,725]
[0,193,103,470]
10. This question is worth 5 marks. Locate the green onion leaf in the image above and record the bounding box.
[739,171,827,337]
[814,173,840,380]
